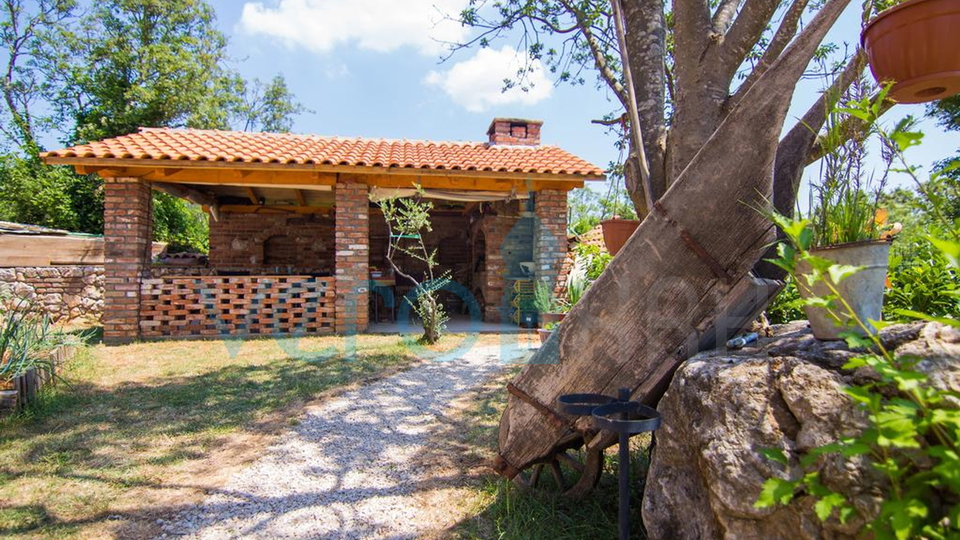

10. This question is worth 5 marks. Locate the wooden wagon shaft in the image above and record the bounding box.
[493,0,852,479]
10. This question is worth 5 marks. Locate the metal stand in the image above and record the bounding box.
[558,388,662,540]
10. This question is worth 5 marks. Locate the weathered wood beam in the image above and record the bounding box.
[43,156,605,182]
[245,187,260,205]
[295,190,308,206]
[461,202,478,215]
[75,165,102,175]
[152,181,221,222]
[219,204,332,216]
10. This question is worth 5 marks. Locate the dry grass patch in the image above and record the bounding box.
[0,332,499,539]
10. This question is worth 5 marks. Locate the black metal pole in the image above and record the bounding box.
[618,387,630,540]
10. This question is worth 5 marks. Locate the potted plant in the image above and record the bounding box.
[538,321,558,344]
[534,281,565,326]
[861,0,960,103]
[790,88,898,340]
[600,216,639,256]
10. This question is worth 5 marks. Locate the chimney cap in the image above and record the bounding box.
[486,118,544,135]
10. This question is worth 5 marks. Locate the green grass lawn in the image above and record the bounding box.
[0,333,482,539]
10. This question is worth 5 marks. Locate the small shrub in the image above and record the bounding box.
[765,279,805,324]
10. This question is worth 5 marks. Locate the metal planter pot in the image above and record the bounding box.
[796,241,891,340]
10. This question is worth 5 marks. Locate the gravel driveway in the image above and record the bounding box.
[159,343,526,539]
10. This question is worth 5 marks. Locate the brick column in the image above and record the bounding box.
[103,177,153,344]
[534,190,568,287]
[334,180,370,334]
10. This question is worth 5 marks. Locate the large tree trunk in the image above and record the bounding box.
[494,0,852,478]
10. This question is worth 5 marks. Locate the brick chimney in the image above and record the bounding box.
[487,118,542,146]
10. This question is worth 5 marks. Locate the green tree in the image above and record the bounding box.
[456,0,868,223]
[0,0,307,249]
[235,75,310,133]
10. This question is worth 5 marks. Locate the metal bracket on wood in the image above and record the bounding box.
[507,382,569,430]
[654,201,735,285]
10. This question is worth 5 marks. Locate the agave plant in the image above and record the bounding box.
[565,256,590,308]
[0,299,56,383]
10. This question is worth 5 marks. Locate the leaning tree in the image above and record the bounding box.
[455,0,878,235]
[452,0,895,493]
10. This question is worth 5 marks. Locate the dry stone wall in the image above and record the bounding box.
[0,266,104,321]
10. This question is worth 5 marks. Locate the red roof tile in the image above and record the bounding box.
[42,127,605,178]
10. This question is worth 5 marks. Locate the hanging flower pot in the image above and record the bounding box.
[861,0,960,103]
[795,241,891,341]
[600,218,640,256]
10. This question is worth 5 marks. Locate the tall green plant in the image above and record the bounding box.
[0,299,55,383]
[757,210,960,540]
[375,188,450,345]
[805,81,892,249]
[756,117,960,539]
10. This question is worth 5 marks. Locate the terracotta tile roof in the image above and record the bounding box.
[42,127,605,178]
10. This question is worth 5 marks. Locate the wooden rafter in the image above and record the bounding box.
[42,156,605,183]
[152,181,221,222]
[245,187,260,205]
[219,204,331,216]
[295,189,308,206]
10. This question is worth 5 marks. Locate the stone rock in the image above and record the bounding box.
[642,322,960,540]
[0,269,15,281]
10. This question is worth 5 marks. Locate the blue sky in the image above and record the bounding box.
[208,0,955,201]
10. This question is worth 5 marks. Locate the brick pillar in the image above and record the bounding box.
[534,190,568,287]
[334,180,370,334]
[103,177,153,344]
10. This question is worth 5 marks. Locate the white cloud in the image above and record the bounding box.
[238,0,469,56]
[424,46,553,113]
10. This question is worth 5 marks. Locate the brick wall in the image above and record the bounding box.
[535,190,568,288]
[0,266,104,321]
[103,177,153,344]
[334,180,370,333]
[140,276,335,338]
[208,212,335,275]
[473,201,526,322]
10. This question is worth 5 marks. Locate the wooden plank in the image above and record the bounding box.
[218,205,331,215]
[0,235,104,266]
[295,189,307,206]
[493,0,849,478]
[43,156,604,183]
[245,187,260,205]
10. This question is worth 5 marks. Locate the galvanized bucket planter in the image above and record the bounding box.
[796,241,891,340]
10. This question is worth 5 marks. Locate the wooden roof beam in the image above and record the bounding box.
[295,189,307,206]
[152,181,221,222]
[245,187,260,205]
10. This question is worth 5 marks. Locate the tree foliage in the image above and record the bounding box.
[455,0,870,225]
[0,0,307,252]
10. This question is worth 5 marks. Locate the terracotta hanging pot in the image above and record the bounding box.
[600,218,640,256]
[861,0,960,104]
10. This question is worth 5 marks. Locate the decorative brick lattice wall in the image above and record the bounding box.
[334,180,370,333]
[139,276,335,338]
[0,266,104,321]
[103,177,153,344]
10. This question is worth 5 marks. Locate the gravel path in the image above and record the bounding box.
[160,344,525,540]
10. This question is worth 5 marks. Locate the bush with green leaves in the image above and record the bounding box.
[765,278,806,324]
[884,244,960,321]
[755,114,960,539]
[757,210,960,540]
